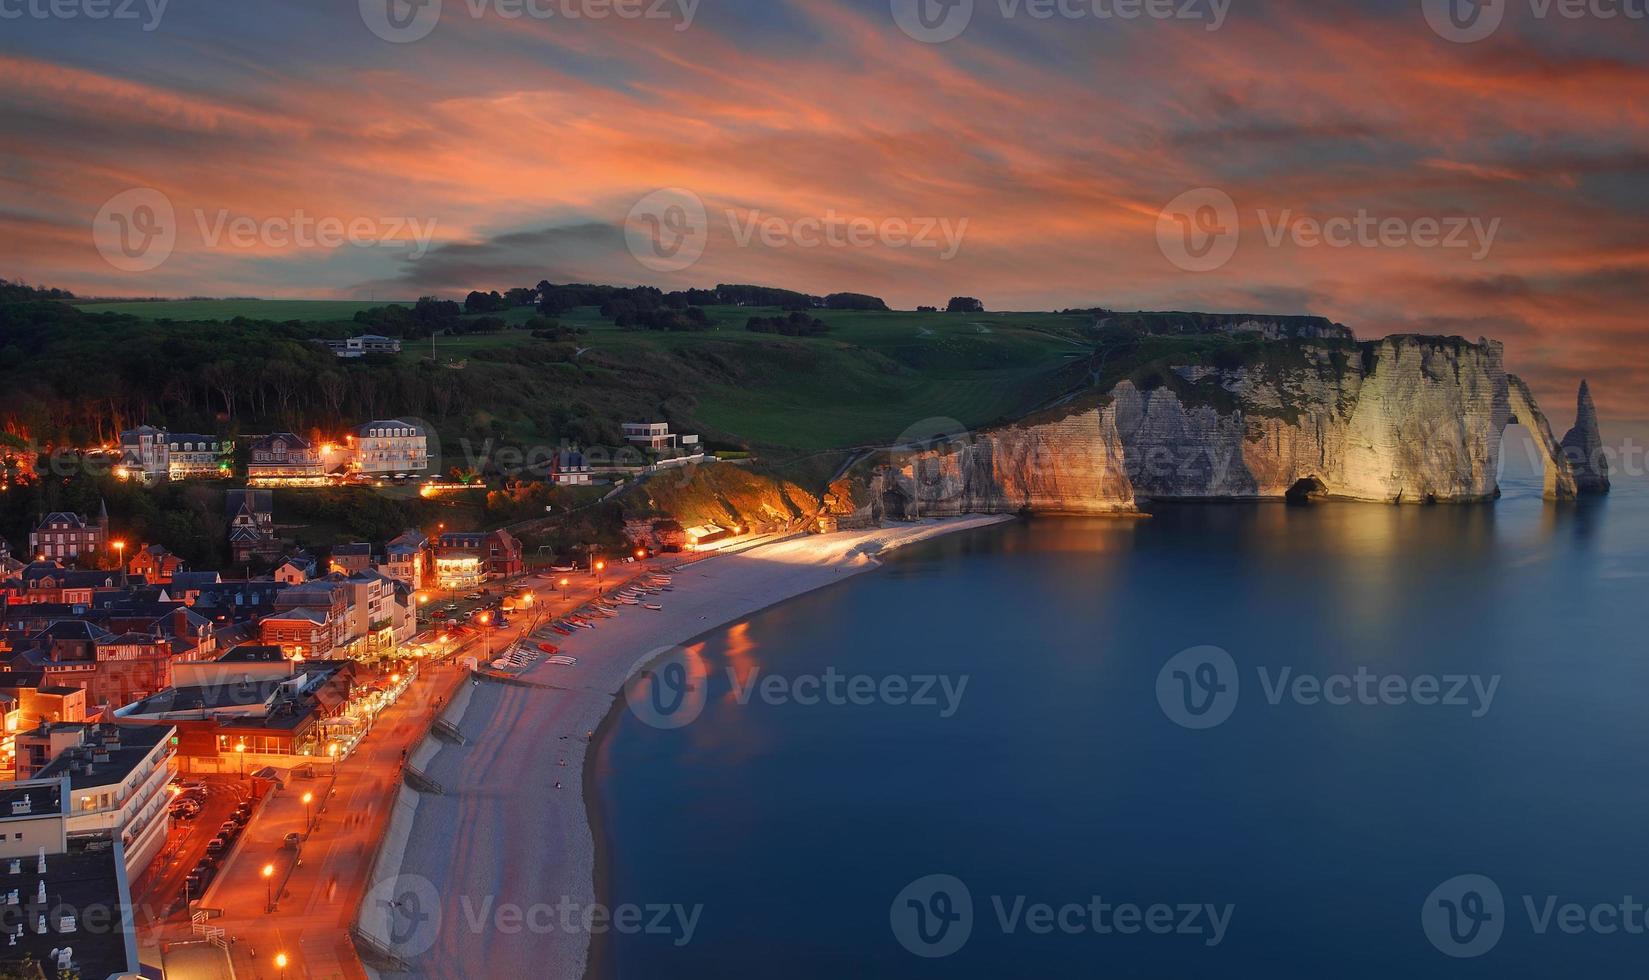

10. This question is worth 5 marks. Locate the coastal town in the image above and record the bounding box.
[0,405,788,978]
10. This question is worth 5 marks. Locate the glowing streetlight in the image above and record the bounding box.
[275,952,289,978]
[302,791,314,830]
[112,539,126,585]
[262,862,275,911]
[328,742,339,774]
[235,741,247,778]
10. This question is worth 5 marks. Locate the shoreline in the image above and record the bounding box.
[371,515,1013,979]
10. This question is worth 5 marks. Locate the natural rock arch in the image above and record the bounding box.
[1504,374,1578,500]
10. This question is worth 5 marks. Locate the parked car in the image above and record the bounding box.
[283,832,303,850]
[219,820,239,836]
[464,592,483,600]
[204,839,226,855]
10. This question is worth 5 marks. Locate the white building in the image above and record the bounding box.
[166,433,234,480]
[19,723,176,877]
[622,422,698,451]
[348,419,429,475]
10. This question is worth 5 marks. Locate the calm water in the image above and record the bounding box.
[595,472,1648,978]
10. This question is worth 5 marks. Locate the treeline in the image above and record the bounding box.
[746,312,830,337]
[0,295,502,445]
[0,280,75,303]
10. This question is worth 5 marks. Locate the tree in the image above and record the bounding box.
[946,297,984,313]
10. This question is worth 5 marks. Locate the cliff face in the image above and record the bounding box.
[873,335,1583,515]
[1560,380,1611,494]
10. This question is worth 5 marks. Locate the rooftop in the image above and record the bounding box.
[33,724,172,792]
[0,840,138,980]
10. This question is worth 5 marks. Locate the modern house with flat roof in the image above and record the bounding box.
[18,722,176,877]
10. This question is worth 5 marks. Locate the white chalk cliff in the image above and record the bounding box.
[875,334,1595,515]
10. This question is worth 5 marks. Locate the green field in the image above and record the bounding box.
[74,299,410,321]
[63,295,1100,454]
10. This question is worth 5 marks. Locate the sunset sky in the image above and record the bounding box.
[2,0,1646,420]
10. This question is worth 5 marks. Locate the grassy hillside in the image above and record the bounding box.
[10,292,1357,476]
[74,299,409,321]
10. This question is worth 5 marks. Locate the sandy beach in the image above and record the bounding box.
[359,515,1012,979]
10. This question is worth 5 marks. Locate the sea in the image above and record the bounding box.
[594,442,1648,978]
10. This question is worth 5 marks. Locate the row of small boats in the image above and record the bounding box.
[541,573,676,635]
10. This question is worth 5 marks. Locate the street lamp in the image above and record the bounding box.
[328,742,339,774]
[478,612,492,660]
[302,791,314,831]
[235,742,246,778]
[594,561,605,595]
[111,540,125,584]
[275,952,289,979]
[262,862,275,912]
